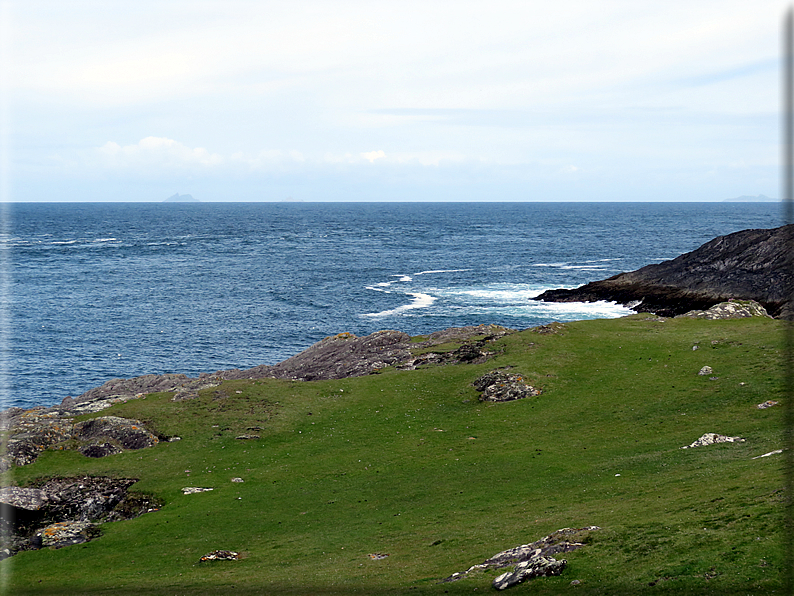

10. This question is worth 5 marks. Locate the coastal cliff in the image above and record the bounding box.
[535,224,794,318]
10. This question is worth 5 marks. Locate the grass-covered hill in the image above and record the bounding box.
[2,313,785,595]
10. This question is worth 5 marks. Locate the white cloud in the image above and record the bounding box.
[95,137,223,171]
[361,150,385,163]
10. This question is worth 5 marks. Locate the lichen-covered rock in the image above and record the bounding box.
[0,487,46,510]
[73,416,159,451]
[36,521,98,548]
[473,371,541,402]
[678,299,771,320]
[681,433,745,449]
[5,411,75,466]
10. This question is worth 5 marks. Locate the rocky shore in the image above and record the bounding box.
[535,224,794,318]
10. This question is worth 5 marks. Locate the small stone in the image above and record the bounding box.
[571,579,581,585]
[757,400,778,409]
[182,487,214,494]
[698,366,713,376]
[231,477,244,483]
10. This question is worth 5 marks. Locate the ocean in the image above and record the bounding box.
[4,201,784,410]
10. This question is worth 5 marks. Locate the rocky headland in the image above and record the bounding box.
[535,224,794,318]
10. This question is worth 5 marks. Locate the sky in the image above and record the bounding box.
[0,1,788,202]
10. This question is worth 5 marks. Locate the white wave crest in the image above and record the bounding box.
[415,269,471,275]
[362,292,436,318]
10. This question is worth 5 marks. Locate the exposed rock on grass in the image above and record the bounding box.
[493,554,567,590]
[757,400,779,409]
[443,526,599,586]
[473,370,541,403]
[0,476,158,558]
[182,487,214,494]
[678,299,771,320]
[681,433,745,449]
[200,549,240,562]
[73,416,159,451]
[36,520,99,548]
[4,410,161,467]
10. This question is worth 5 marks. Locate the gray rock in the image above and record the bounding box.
[1,476,159,558]
[678,299,771,320]
[0,487,46,510]
[473,371,541,402]
[36,520,98,548]
[681,433,745,449]
[493,554,566,590]
[443,526,599,584]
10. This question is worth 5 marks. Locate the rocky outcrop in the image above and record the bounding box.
[493,555,566,590]
[677,299,771,320]
[473,370,541,402]
[681,433,745,449]
[0,476,159,558]
[443,526,599,587]
[46,325,515,412]
[3,409,161,468]
[535,225,794,318]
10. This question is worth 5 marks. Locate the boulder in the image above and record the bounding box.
[36,521,98,548]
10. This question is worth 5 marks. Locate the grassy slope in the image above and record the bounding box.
[2,315,785,595]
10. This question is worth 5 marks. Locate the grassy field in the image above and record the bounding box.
[1,314,786,595]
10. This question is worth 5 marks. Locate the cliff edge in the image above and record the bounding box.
[535,224,794,318]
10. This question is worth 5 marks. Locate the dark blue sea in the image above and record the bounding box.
[3,202,784,409]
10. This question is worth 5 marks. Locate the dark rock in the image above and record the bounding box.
[73,416,159,451]
[78,442,124,458]
[1,476,160,558]
[535,225,794,318]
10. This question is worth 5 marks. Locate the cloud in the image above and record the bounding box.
[95,137,224,172]
[361,150,386,163]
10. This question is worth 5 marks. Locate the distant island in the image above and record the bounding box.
[162,193,199,203]
[722,194,776,202]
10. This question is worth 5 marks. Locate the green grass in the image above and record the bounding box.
[2,315,786,594]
